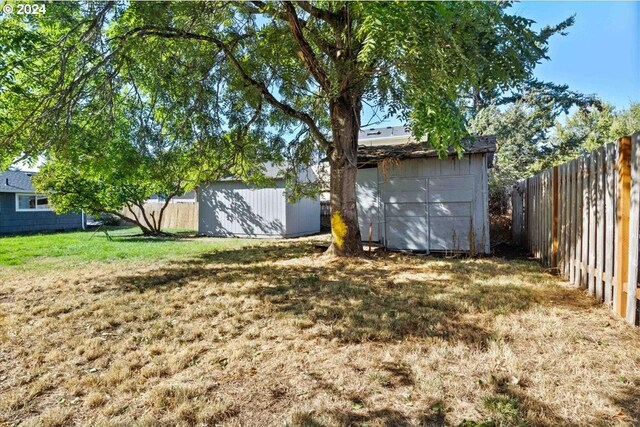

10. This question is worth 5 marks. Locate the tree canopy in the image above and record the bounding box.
[1,1,573,252]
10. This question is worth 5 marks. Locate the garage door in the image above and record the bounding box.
[379,176,475,252]
[381,178,428,250]
[427,177,475,252]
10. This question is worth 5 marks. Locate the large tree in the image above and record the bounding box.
[1,1,569,255]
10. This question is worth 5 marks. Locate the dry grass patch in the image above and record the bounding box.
[1,240,640,426]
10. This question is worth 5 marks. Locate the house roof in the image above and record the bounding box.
[359,125,410,141]
[215,162,317,184]
[357,135,497,166]
[0,170,36,193]
[216,162,285,182]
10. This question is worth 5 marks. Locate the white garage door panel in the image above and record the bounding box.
[383,192,427,203]
[385,203,426,217]
[428,176,474,203]
[381,177,425,192]
[381,178,426,203]
[385,217,428,250]
[428,202,472,217]
[429,217,471,251]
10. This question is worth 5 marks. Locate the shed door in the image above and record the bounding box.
[427,176,475,251]
[382,178,428,250]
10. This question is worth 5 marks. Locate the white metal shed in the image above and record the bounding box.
[198,164,320,238]
[356,132,496,254]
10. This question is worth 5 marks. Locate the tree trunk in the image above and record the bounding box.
[118,205,173,237]
[326,98,364,257]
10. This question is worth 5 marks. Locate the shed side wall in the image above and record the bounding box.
[285,196,320,237]
[198,181,287,237]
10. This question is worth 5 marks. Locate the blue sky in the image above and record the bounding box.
[367,1,639,128]
[513,1,639,110]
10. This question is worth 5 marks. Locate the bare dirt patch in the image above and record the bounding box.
[1,242,639,426]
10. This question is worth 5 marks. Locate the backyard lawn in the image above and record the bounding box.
[1,230,639,426]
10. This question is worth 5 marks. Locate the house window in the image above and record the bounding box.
[16,194,51,212]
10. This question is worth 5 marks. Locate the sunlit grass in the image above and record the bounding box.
[0,227,262,268]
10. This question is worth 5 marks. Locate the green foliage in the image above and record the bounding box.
[1,1,567,162]
[0,227,258,268]
[1,2,573,240]
[535,102,640,171]
[467,57,639,210]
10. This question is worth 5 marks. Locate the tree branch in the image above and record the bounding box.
[122,26,330,148]
[296,1,341,30]
[282,1,331,93]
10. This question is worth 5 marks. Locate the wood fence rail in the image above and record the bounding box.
[512,134,640,325]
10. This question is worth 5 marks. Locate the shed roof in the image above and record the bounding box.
[0,170,36,193]
[357,135,497,167]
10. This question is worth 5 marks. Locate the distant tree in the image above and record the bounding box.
[541,102,640,169]
[1,1,573,255]
[610,103,640,138]
[468,79,601,212]
[474,100,640,213]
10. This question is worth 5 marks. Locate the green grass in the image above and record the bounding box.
[0,227,263,268]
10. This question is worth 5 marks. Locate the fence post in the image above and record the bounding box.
[615,136,632,318]
[625,133,640,324]
[552,165,559,268]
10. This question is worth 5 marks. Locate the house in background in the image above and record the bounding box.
[0,170,85,235]
[356,126,495,254]
[198,163,320,238]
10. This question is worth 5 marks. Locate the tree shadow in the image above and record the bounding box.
[291,408,412,427]
[192,243,312,265]
[93,241,640,426]
[200,186,286,237]
[605,376,640,426]
[106,241,589,348]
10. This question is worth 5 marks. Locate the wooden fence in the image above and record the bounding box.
[123,202,198,230]
[512,134,640,325]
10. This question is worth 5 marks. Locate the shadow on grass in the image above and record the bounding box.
[289,379,588,427]
[97,241,637,426]
[607,376,640,427]
[111,242,595,348]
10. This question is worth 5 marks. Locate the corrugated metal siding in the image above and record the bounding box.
[199,181,287,237]
[199,180,320,238]
[285,196,320,237]
[0,193,84,235]
[356,154,490,253]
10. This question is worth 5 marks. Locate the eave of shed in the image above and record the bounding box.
[357,135,497,167]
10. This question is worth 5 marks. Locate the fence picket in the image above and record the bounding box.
[604,144,616,305]
[596,147,605,302]
[626,134,640,325]
[569,160,576,283]
[587,153,597,296]
[581,157,589,288]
